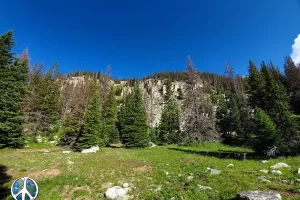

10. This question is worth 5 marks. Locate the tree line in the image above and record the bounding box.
[1,31,300,155]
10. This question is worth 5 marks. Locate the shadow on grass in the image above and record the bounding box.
[168,147,264,160]
[0,164,11,200]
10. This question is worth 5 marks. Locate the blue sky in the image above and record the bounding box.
[1,0,300,78]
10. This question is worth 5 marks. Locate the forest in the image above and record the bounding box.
[1,30,300,156]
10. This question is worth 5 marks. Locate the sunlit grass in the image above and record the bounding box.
[1,143,300,199]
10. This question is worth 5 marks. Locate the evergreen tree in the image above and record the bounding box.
[23,62,61,138]
[284,57,300,114]
[260,62,290,125]
[0,31,27,148]
[247,60,265,109]
[74,91,102,151]
[158,78,181,144]
[102,87,119,144]
[122,83,149,148]
[60,106,83,148]
[252,108,279,153]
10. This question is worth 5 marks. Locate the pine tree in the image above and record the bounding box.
[158,78,181,144]
[102,87,119,144]
[0,31,27,148]
[122,83,149,148]
[247,60,265,109]
[60,106,83,148]
[284,57,300,114]
[260,62,290,125]
[74,91,102,151]
[252,108,278,153]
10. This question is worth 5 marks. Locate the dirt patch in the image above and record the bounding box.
[133,165,152,172]
[26,168,61,180]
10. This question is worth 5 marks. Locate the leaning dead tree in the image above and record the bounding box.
[182,56,219,142]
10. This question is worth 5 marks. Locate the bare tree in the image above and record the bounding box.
[182,56,219,142]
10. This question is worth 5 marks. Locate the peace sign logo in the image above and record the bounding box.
[11,177,38,200]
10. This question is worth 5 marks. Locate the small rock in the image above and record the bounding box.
[123,183,130,188]
[282,180,288,184]
[298,168,300,175]
[197,184,212,190]
[210,169,222,175]
[295,179,300,182]
[165,172,169,175]
[170,197,175,200]
[188,172,193,176]
[271,170,283,175]
[270,162,290,169]
[261,160,268,163]
[105,186,127,200]
[227,164,234,168]
[67,160,74,165]
[259,169,269,174]
[187,176,194,180]
[257,176,266,181]
[236,190,281,200]
[63,151,71,154]
[81,146,99,154]
[44,150,50,153]
[178,174,182,177]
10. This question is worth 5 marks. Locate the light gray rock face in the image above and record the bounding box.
[81,146,99,153]
[236,190,281,200]
[270,162,289,169]
[105,186,127,200]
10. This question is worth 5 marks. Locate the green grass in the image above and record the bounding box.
[1,143,300,199]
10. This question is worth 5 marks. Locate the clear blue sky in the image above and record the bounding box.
[1,0,300,78]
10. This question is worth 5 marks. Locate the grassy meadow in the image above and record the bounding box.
[1,143,300,200]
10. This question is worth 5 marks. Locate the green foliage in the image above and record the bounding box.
[23,62,61,138]
[60,106,83,148]
[114,85,122,96]
[102,87,119,144]
[74,91,102,151]
[0,31,27,148]
[158,79,181,144]
[247,60,265,109]
[121,83,149,148]
[252,108,278,153]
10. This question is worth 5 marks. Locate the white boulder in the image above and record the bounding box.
[210,169,222,175]
[105,186,127,200]
[270,162,290,169]
[236,190,281,200]
[81,146,99,153]
[271,170,283,175]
